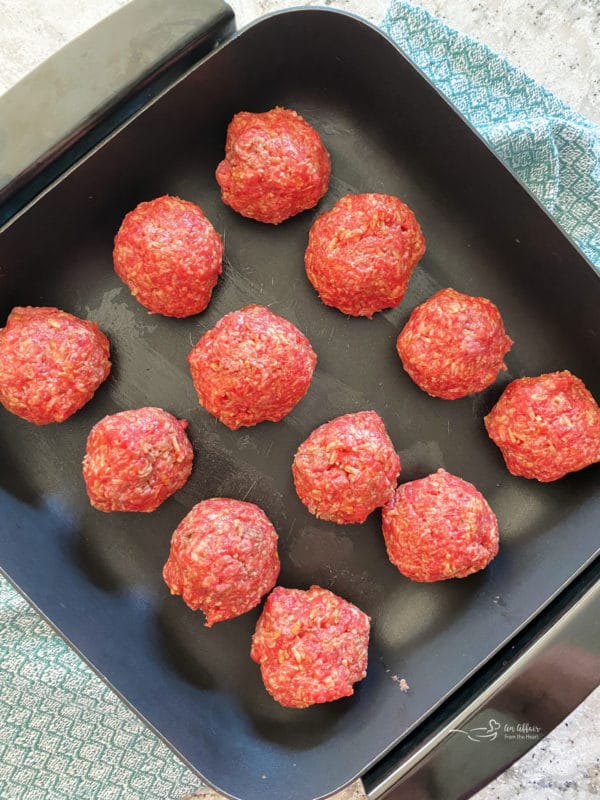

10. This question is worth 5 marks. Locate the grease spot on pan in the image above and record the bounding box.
[86,285,157,338]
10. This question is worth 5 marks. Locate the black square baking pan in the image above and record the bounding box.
[1,4,599,800]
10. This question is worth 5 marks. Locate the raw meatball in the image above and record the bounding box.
[113,195,223,317]
[216,106,330,224]
[163,498,280,626]
[188,304,317,430]
[292,411,400,524]
[484,371,600,482]
[397,288,513,399]
[304,193,426,317]
[381,469,499,582]
[250,585,371,708]
[83,407,193,512]
[0,306,110,425]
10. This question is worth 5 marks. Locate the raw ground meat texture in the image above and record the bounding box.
[0,306,111,425]
[163,498,280,626]
[113,195,223,317]
[188,304,317,430]
[484,371,600,482]
[250,585,371,708]
[292,410,400,524]
[397,287,513,399]
[381,469,499,582]
[304,193,426,317]
[82,407,193,512]
[215,106,331,224]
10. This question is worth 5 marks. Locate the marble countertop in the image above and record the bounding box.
[0,1,598,799]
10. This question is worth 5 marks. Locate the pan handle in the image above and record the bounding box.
[0,0,234,212]
[364,561,600,799]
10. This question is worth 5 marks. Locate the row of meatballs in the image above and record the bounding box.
[1,106,599,710]
[2,298,599,483]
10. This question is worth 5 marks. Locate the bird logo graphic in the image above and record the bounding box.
[450,718,501,742]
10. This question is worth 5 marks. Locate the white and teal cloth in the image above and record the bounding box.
[2,3,599,798]
[382,1,600,267]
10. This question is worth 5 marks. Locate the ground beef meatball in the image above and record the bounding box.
[381,469,499,582]
[484,371,600,482]
[188,304,317,430]
[304,193,426,317]
[292,411,400,524]
[163,498,280,626]
[113,195,223,317]
[215,106,330,224]
[250,585,371,708]
[397,288,513,399]
[0,306,110,425]
[83,407,193,512]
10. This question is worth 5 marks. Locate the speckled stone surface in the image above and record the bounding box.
[183,780,368,800]
[183,783,368,800]
[410,0,600,127]
[0,2,598,799]
[0,0,130,93]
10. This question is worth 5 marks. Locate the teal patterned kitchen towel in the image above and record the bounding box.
[0,579,202,800]
[381,0,600,268]
[3,4,600,800]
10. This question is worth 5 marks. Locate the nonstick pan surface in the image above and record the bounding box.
[1,10,599,800]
